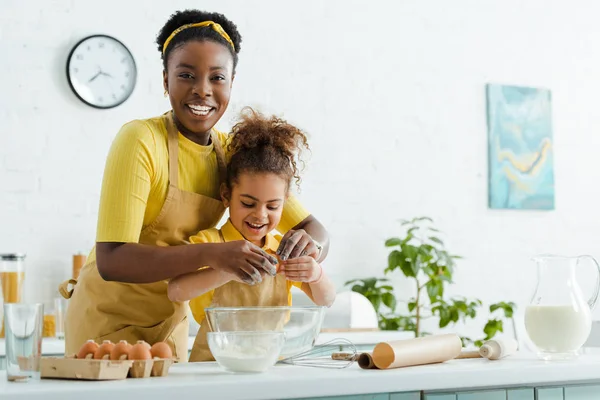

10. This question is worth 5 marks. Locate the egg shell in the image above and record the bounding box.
[110,340,132,361]
[150,342,173,359]
[94,340,115,360]
[77,340,99,360]
[129,342,152,360]
[136,340,151,350]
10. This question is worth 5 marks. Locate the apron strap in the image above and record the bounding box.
[166,111,180,188]
[58,279,78,299]
[211,131,228,186]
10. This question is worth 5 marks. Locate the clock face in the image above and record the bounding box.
[66,35,137,109]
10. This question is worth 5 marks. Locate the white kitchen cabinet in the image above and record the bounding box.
[389,394,420,400]
[423,394,456,400]
[456,390,506,399]
[564,384,600,399]
[295,395,389,400]
[507,388,534,399]
[535,387,564,400]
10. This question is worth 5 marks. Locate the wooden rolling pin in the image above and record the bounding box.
[331,334,462,370]
[332,337,519,369]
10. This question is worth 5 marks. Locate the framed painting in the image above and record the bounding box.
[486,84,554,210]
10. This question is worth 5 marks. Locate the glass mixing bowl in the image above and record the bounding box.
[205,306,325,358]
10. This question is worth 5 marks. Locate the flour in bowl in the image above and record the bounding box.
[214,345,280,373]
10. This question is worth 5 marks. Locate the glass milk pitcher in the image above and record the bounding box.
[525,254,600,360]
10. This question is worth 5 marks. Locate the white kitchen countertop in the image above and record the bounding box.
[0,331,413,357]
[3,352,600,400]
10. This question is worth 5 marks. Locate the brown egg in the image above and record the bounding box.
[110,340,132,361]
[77,340,99,359]
[129,341,152,360]
[93,340,115,360]
[150,342,173,359]
[137,340,151,350]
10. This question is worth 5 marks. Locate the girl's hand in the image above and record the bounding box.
[279,256,322,283]
[276,229,320,261]
[208,240,278,285]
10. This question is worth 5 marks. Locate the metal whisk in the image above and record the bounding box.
[278,338,357,369]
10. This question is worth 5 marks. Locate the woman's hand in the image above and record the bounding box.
[279,256,322,283]
[207,241,278,285]
[276,229,321,261]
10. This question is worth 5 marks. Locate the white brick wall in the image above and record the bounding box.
[3,0,600,340]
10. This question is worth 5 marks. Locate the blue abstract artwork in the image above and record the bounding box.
[486,84,555,210]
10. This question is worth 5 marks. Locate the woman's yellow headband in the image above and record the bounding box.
[162,21,235,54]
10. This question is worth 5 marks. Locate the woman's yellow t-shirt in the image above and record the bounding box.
[95,113,309,243]
[188,219,303,325]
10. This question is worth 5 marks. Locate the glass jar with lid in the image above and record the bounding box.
[0,253,26,303]
[0,253,26,337]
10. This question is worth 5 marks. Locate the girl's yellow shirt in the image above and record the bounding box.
[188,219,303,324]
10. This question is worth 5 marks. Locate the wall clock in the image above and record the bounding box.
[66,34,137,109]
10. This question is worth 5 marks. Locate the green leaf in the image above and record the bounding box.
[351,284,364,294]
[490,301,515,318]
[474,340,483,347]
[364,278,379,290]
[483,319,504,340]
[382,292,397,311]
[408,301,417,312]
[400,261,416,278]
[451,299,466,311]
[426,278,443,303]
[466,301,479,319]
[429,236,444,245]
[401,244,419,262]
[387,250,402,273]
[439,266,453,282]
[370,296,382,313]
[438,308,450,328]
[422,264,435,277]
[380,285,394,290]
[401,233,414,246]
[385,238,402,247]
[411,254,421,276]
[450,307,459,323]
[415,216,433,222]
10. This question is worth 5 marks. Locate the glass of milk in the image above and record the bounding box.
[525,255,600,360]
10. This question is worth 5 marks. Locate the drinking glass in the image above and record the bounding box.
[4,303,44,381]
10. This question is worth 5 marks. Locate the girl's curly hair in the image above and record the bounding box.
[226,107,309,191]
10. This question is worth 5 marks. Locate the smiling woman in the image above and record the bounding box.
[59,9,330,362]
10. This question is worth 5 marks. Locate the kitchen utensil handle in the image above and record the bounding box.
[455,350,481,359]
[331,352,359,361]
[579,255,600,309]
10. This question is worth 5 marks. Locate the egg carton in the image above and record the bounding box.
[38,356,175,380]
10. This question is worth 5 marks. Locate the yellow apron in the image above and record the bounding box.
[59,112,227,361]
[189,248,289,362]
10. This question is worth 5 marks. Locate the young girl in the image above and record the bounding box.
[167,108,336,362]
